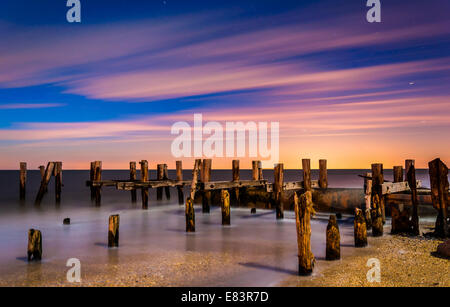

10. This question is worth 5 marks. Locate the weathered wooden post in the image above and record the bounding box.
[302,159,311,191]
[27,229,42,261]
[55,162,62,203]
[156,164,164,200]
[189,159,201,201]
[163,164,171,200]
[35,162,55,205]
[201,159,212,213]
[252,161,259,180]
[326,215,340,260]
[19,162,27,200]
[354,208,368,247]
[232,160,240,205]
[90,162,95,201]
[221,189,231,225]
[428,158,449,238]
[140,160,149,209]
[274,163,284,219]
[405,160,414,182]
[364,172,372,230]
[129,162,137,203]
[371,163,384,236]
[407,162,419,235]
[39,165,45,179]
[319,159,328,189]
[186,197,195,232]
[108,215,119,247]
[258,161,263,180]
[393,166,403,183]
[294,191,315,275]
[93,161,102,206]
[176,161,184,205]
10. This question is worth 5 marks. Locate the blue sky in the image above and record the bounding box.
[0,0,449,168]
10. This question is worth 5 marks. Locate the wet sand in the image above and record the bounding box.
[280,221,449,287]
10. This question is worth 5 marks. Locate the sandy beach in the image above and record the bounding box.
[280,222,449,287]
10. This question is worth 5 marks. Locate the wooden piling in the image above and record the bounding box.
[90,162,95,201]
[163,164,170,200]
[252,161,259,180]
[405,159,414,182]
[428,158,449,238]
[294,191,315,275]
[319,159,328,189]
[55,162,62,203]
[186,197,195,232]
[221,189,230,225]
[232,160,240,205]
[35,162,55,205]
[189,159,201,201]
[19,162,27,200]
[302,159,311,191]
[27,229,42,261]
[156,164,164,200]
[108,215,119,247]
[364,172,372,230]
[326,215,340,260]
[274,163,284,219]
[130,162,137,203]
[354,208,368,247]
[93,161,102,206]
[176,161,184,205]
[258,161,263,180]
[406,162,419,235]
[39,165,45,179]
[371,163,384,236]
[393,166,403,183]
[140,160,149,209]
[201,159,212,213]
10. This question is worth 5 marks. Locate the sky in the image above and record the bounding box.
[0,0,449,170]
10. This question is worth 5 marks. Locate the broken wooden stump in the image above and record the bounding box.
[274,163,284,219]
[354,208,368,247]
[302,159,312,191]
[428,158,449,238]
[364,172,372,230]
[326,214,340,261]
[190,159,201,201]
[55,162,62,203]
[221,189,230,225]
[140,160,149,209]
[130,162,137,203]
[163,164,171,200]
[251,207,257,214]
[406,161,419,235]
[35,162,55,205]
[19,162,27,200]
[232,160,240,205]
[371,163,384,236]
[201,159,212,213]
[319,159,328,189]
[27,229,42,261]
[294,191,315,275]
[176,161,184,205]
[63,218,70,225]
[93,161,102,206]
[156,164,164,200]
[108,215,120,248]
[185,197,195,232]
[252,161,259,180]
[393,166,403,183]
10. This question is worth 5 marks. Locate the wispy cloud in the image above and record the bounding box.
[0,103,65,109]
